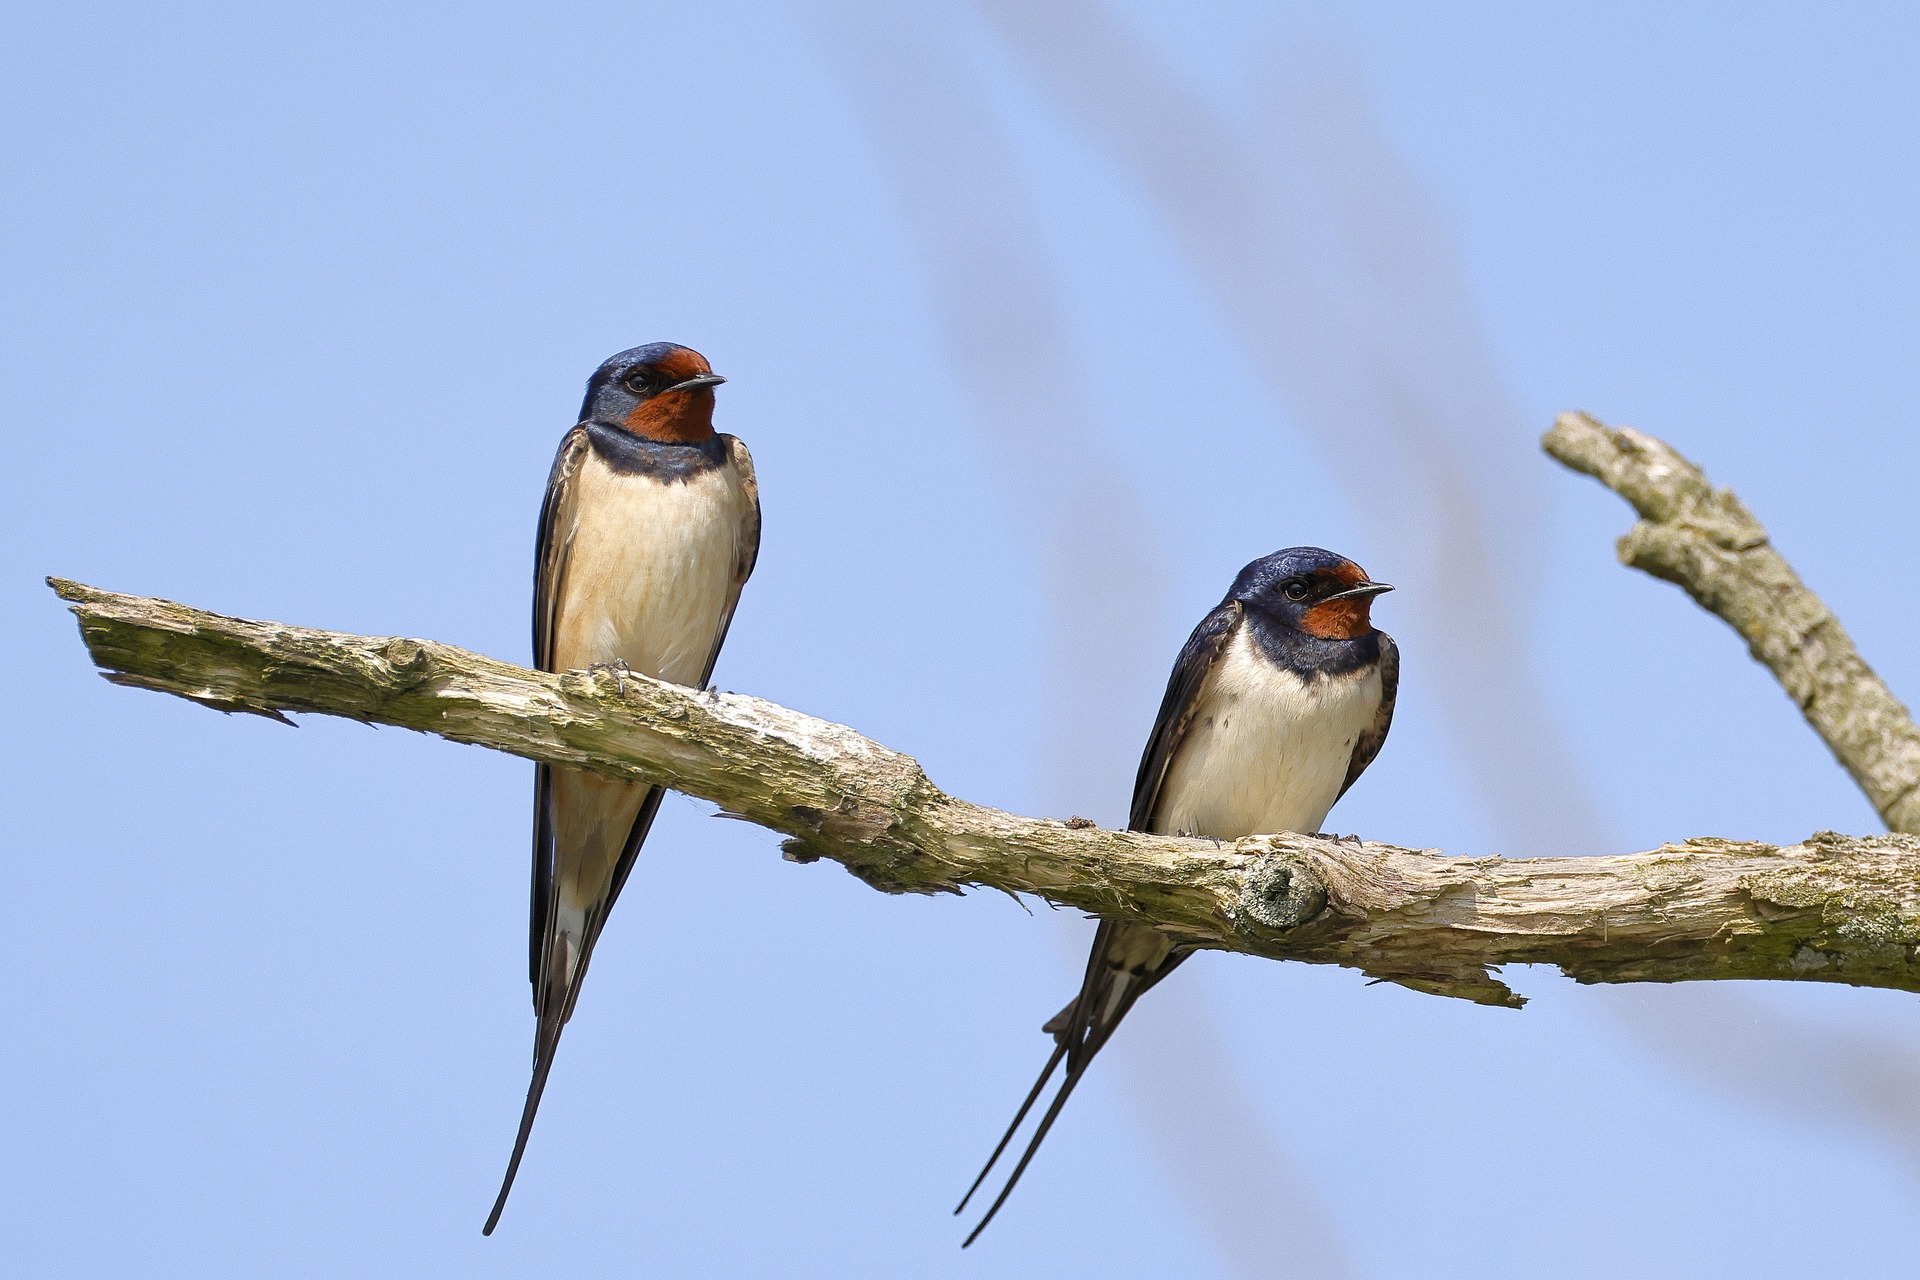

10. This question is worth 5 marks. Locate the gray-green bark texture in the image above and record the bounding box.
[1545,411,1920,834]
[49,469,1920,1012]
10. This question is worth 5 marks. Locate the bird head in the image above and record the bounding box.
[1231,547,1392,640]
[580,343,726,443]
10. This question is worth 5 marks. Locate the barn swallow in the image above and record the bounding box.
[483,343,760,1234]
[957,547,1396,1245]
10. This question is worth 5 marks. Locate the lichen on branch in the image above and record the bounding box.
[1544,411,1920,835]
[48,576,1920,1010]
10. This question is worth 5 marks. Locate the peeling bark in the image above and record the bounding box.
[50,577,1920,1010]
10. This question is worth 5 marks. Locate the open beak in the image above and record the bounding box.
[1324,581,1393,602]
[666,373,726,393]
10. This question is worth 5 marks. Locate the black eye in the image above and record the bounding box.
[1282,580,1309,601]
[622,371,653,395]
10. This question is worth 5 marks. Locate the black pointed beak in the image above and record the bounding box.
[1325,582,1393,602]
[666,373,726,393]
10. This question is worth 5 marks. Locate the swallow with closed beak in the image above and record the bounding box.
[957,546,1396,1245]
[485,343,760,1234]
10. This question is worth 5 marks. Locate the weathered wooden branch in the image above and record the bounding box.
[49,576,1920,1009]
[1545,411,1920,835]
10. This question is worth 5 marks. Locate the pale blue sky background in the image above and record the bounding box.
[6,3,1920,1276]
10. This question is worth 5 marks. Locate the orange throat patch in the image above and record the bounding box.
[624,389,717,444]
[1300,597,1374,640]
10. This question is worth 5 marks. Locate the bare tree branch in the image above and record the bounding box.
[49,576,1920,1010]
[1544,411,1920,835]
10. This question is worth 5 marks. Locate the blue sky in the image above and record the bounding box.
[6,3,1920,1276]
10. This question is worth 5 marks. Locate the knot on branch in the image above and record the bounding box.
[51,575,1920,1005]
[1235,855,1327,932]
[379,637,429,672]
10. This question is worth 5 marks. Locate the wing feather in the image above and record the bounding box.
[1128,600,1242,834]
[698,434,760,688]
[1338,630,1398,799]
[527,427,592,985]
[532,427,591,673]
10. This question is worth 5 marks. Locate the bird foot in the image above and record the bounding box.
[587,659,633,694]
[1307,830,1365,845]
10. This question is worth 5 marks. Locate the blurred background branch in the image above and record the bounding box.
[800,5,1349,1272]
[947,4,1920,1233]
[15,3,1920,1272]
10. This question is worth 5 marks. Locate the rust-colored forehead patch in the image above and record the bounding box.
[650,346,712,383]
[1323,559,1369,589]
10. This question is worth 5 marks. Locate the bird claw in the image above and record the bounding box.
[587,659,633,694]
[1305,830,1363,845]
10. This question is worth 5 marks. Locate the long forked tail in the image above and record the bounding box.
[953,1040,1067,1218]
[483,1007,566,1234]
[956,923,1188,1247]
[960,1045,1102,1247]
[484,926,596,1235]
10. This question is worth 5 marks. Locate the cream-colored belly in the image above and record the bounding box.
[1155,629,1383,840]
[546,450,750,926]
[550,452,748,685]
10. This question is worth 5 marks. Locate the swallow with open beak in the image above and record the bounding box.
[957,547,1396,1245]
[484,343,760,1234]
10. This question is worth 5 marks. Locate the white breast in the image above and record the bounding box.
[549,449,750,686]
[1155,627,1383,840]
